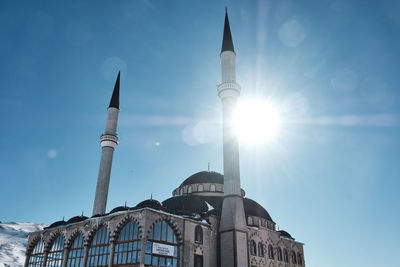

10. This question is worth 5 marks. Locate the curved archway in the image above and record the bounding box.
[292,251,297,264]
[198,184,204,192]
[46,234,64,267]
[283,249,289,262]
[28,239,45,267]
[249,240,256,256]
[66,233,84,267]
[268,244,274,259]
[298,252,302,265]
[145,220,178,266]
[258,242,264,257]
[87,226,110,267]
[210,184,216,191]
[113,220,141,265]
[277,247,282,261]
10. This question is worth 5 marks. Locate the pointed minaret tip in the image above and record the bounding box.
[221,8,235,54]
[109,71,120,109]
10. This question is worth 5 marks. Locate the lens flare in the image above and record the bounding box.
[234,100,281,144]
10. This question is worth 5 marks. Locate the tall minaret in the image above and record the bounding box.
[92,72,120,216]
[218,10,249,267]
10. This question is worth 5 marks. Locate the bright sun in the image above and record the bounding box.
[233,99,281,144]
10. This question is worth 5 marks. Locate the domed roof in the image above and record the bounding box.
[110,206,129,214]
[135,199,163,210]
[67,216,89,224]
[278,230,294,240]
[181,171,223,186]
[163,195,209,215]
[244,198,273,221]
[47,220,67,229]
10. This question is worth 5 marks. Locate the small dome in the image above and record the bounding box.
[47,220,67,229]
[135,199,163,210]
[244,198,273,221]
[163,195,208,215]
[67,216,89,224]
[181,171,223,186]
[278,230,294,240]
[109,206,129,214]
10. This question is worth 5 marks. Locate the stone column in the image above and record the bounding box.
[82,245,89,267]
[109,240,115,267]
[24,253,30,267]
[42,251,49,267]
[62,247,69,267]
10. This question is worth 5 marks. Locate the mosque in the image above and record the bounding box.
[25,11,305,267]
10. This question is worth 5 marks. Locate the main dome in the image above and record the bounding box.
[180,171,224,186]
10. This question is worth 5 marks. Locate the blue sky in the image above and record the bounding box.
[1,0,399,266]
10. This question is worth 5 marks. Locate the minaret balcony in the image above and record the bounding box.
[217,82,241,99]
[100,134,119,148]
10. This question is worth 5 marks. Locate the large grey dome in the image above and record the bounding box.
[162,195,208,215]
[180,171,224,186]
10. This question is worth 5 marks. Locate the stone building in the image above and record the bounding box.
[25,11,306,267]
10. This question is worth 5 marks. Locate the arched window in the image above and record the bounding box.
[28,239,45,267]
[188,186,192,193]
[145,221,178,267]
[268,245,274,259]
[198,184,204,191]
[283,249,288,262]
[179,188,183,195]
[277,247,282,261]
[67,234,84,267]
[46,234,64,267]
[194,225,203,243]
[258,242,264,257]
[249,240,256,256]
[210,184,216,191]
[297,252,302,265]
[247,217,253,225]
[292,251,297,264]
[114,220,141,265]
[88,226,110,266]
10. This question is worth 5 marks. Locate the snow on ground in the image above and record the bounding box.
[0,222,45,267]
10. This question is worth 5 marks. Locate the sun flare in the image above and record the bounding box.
[234,100,281,144]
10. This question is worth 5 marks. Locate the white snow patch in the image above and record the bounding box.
[0,222,45,267]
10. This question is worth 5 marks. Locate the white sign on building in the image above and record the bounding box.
[152,242,175,257]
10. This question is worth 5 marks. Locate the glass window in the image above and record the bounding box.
[210,184,216,191]
[145,221,178,266]
[277,247,282,261]
[283,249,288,262]
[188,186,192,193]
[297,252,302,265]
[114,221,141,265]
[88,226,110,267]
[268,245,273,259]
[198,184,204,191]
[46,235,64,267]
[67,234,84,267]
[247,217,253,225]
[250,240,256,256]
[194,226,203,244]
[258,242,264,257]
[292,251,297,264]
[28,239,45,267]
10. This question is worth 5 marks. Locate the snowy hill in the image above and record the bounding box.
[0,222,45,267]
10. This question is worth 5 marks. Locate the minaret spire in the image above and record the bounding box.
[221,9,235,54]
[109,71,120,109]
[92,72,121,216]
[217,11,248,267]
